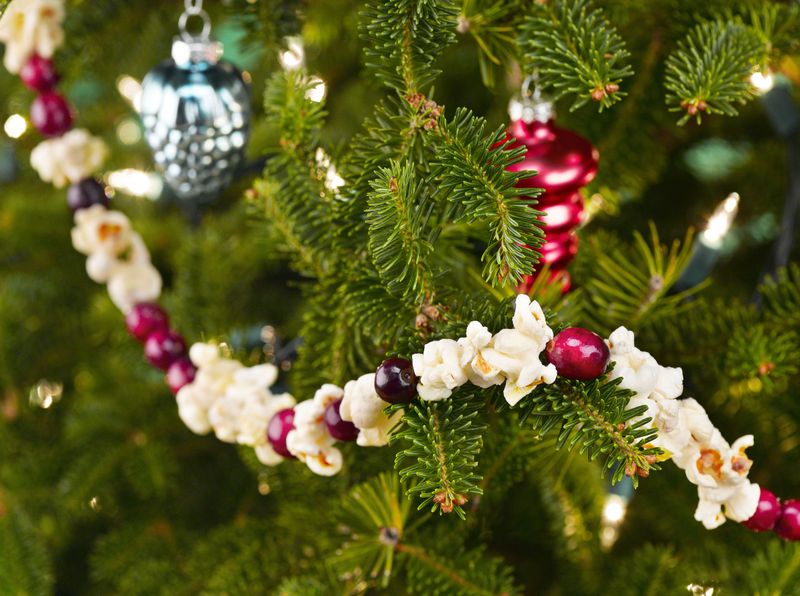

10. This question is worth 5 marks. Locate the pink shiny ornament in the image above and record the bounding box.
[506,108,598,292]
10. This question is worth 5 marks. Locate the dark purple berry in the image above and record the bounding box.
[546,327,610,380]
[324,398,359,442]
[144,329,186,371]
[166,357,196,394]
[126,303,169,342]
[375,357,417,404]
[30,91,73,137]
[743,487,781,532]
[67,178,110,212]
[20,55,59,92]
[267,408,296,459]
[775,499,800,541]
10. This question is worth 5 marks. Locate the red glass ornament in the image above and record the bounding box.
[506,108,598,292]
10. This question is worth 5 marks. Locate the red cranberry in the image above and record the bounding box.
[166,357,196,394]
[20,55,59,92]
[546,327,610,380]
[775,499,800,541]
[126,303,169,342]
[144,329,186,371]
[375,357,417,404]
[743,487,781,532]
[30,91,73,137]
[267,408,296,459]
[324,398,359,442]
[67,178,110,212]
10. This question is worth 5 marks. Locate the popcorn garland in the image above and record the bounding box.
[2,0,798,541]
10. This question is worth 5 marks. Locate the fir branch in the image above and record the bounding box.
[362,0,458,93]
[259,70,338,277]
[0,500,53,596]
[518,375,660,486]
[333,473,411,588]
[760,264,800,328]
[393,391,485,518]
[457,0,521,87]
[519,0,633,111]
[746,541,800,596]
[399,542,520,596]
[583,224,702,335]
[433,108,544,287]
[664,19,764,124]
[367,161,436,301]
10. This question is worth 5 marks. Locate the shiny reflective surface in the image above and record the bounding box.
[140,51,250,201]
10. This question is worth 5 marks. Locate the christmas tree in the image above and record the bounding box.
[1,0,800,593]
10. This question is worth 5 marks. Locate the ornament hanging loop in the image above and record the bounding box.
[510,72,554,124]
[179,1,211,42]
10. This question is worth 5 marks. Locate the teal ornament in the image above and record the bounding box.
[139,7,250,201]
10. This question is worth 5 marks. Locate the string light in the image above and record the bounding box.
[750,69,775,94]
[106,169,163,199]
[116,75,142,111]
[700,192,740,248]
[29,379,63,409]
[3,114,27,139]
[279,37,305,71]
[600,493,629,549]
[116,118,142,145]
[306,76,326,103]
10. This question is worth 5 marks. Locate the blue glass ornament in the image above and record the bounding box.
[139,8,250,201]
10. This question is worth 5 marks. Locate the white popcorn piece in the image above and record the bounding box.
[412,339,467,401]
[71,205,133,260]
[31,129,108,188]
[607,327,683,402]
[478,295,556,406]
[340,374,401,447]
[0,0,65,73]
[457,321,504,388]
[285,391,343,476]
[106,260,162,313]
[176,382,218,435]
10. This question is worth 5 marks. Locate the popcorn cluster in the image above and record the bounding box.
[176,343,296,466]
[413,295,557,406]
[0,0,64,73]
[71,204,162,312]
[606,327,759,528]
[31,129,108,188]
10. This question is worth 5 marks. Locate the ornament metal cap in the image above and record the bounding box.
[509,75,554,123]
[171,36,223,67]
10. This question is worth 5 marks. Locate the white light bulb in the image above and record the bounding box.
[116,75,142,111]
[279,37,305,71]
[701,192,740,248]
[306,76,326,103]
[4,114,27,139]
[106,169,163,199]
[750,70,775,94]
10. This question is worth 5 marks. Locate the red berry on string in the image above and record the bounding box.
[546,327,610,380]
[267,408,296,459]
[375,357,417,404]
[20,55,59,92]
[743,487,781,532]
[324,398,359,442]
[67,178,110,212]
[30,91,73,137]
[775,499,800,541]
[166,357,196,394]
[144,329,186,371]
[126,303,169,342]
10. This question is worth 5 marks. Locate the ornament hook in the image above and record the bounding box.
[509,72,554,124]
[179,0,212,42]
